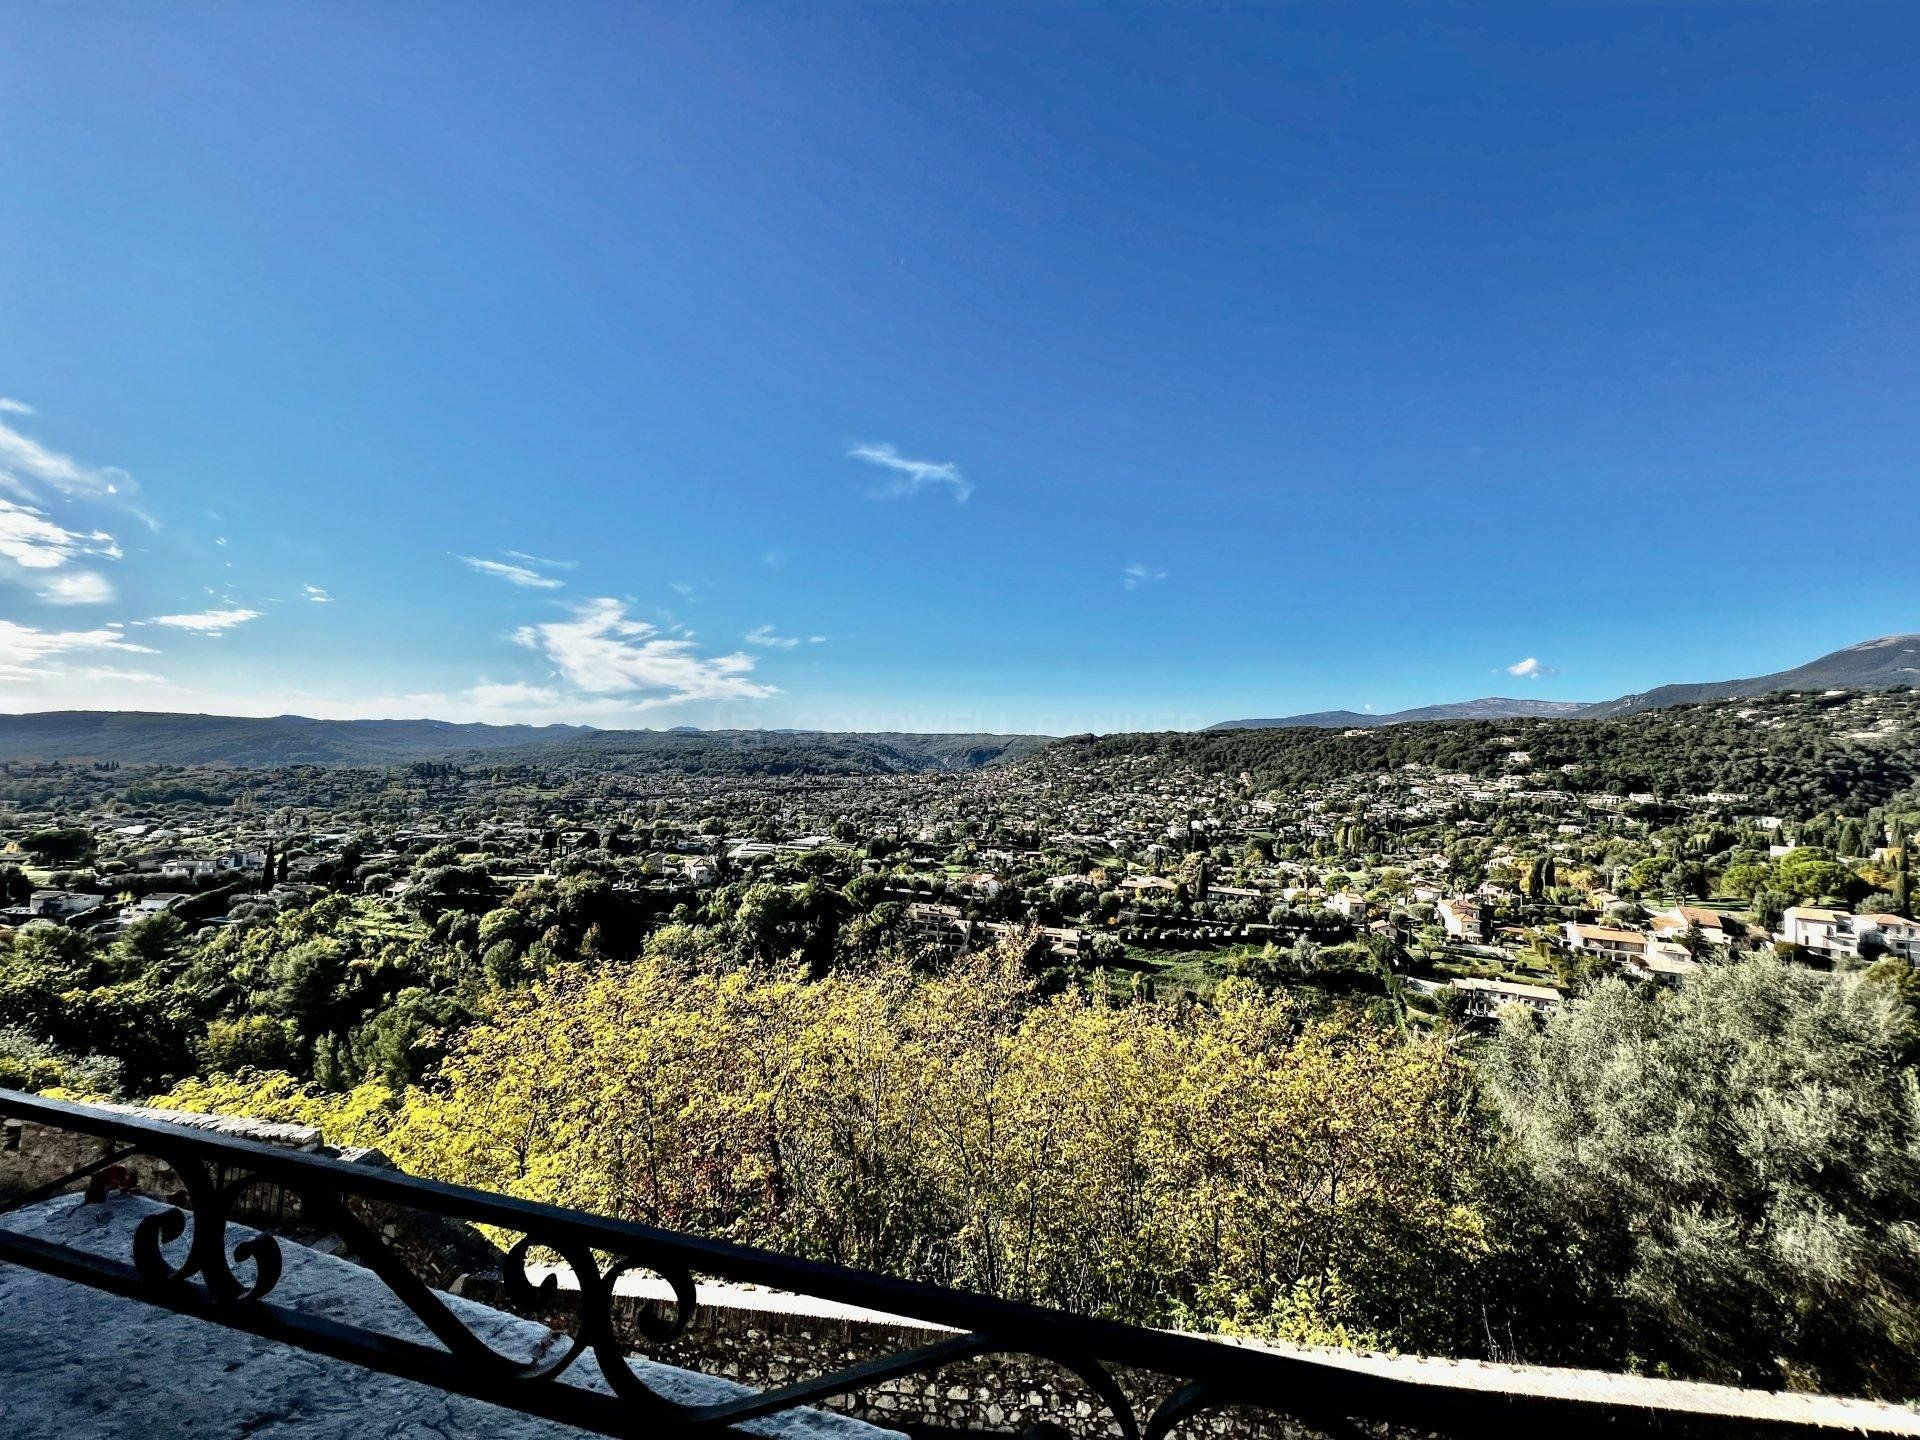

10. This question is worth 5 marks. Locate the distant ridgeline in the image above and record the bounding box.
[0,711,1046,775]
[496,729,1049,776]
[0,632,1914,780]
[1207,632,1920,729]
[1054,687,1920,818]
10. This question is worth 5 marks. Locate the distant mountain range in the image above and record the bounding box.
[0,711,595,767]
[1207,633,1920,730]
[1207,698,1590,731]
[2,633,1915,765]
[497,728,1047,775]
[1580,633,1920,718]
[0,710,1043,772]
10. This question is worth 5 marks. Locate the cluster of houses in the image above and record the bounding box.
[1779,906,1920,964]
[1562,903,1920,973]
[4,838,270,932]
[3,739,1914,1037]
[1444,902,1919,1025]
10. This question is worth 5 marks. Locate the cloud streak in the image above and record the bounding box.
[0,416,140,509]
[0,498,121,571]
[458,554,566,589]
[503,549,577,571]
[744,624,801,649]
[515,598,774,705]
[848,442,972,503]
[1123,563,1169,590]
[0,620,156,682]
[148,607,262,634]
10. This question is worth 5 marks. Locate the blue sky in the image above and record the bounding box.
[2,4,1916,734]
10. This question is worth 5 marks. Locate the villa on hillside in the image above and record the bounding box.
[1649,905,1738,950]
[1446,976,1565,1019]
[1435,896,1487,943]
[1780,907,1920,964]
[1562,921,1650,964]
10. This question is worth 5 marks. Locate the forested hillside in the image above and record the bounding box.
[1053,688,1920,816]
[511,728,1047,775]
[7,685,1920,1399]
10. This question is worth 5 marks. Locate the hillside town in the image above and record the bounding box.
[6,687,1916,1041]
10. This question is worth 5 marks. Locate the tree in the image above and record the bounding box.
[1486,957,1920,1397]
[843,872,888,912]
[0,1028,123,1097]
[21,827,94,866]
[1771,847,1857,905]
[202,1015,298,1073]
[113,913,188,980]
[1524,856,1551,901]
[221,945,1520,1358]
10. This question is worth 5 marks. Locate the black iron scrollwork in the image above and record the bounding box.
[117,1147,285,1305]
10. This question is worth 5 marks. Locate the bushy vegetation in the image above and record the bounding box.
[156,941,1527,1352]
[143,936,1920,1398]
[1488,958,1920,1394]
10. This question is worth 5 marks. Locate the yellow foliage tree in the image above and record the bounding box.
[156,938,1506,1352]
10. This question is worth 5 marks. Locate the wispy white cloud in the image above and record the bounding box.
[515,597,775,705]
[0,620,156,682]
[0,498,121,571]
[503,549,577,571]
[457,554,565,589]
[303,584,333,603]
[848,442,972,503]
[0,398,34,416]
[744,624,801,650]
[808,634,827,644]
[74,665,164,684]
[1506,656,1554,679]
[148,607,262,634]
[0,415,142,511]
[1122,563,1169,590]
[38,570,115,605]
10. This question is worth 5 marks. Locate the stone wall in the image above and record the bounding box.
[459,1278,1324,1439]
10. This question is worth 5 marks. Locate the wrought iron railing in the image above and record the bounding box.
[0,1088,1899,1439]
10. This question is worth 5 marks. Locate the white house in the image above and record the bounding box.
[1562,921,1650,963]
[1327,891,1368,921]
[160,858,219,882]
[1435,897,1485,943]
[122,892,189,923]
[29,890,103,920]
[1622,944,1700,984]
[1781,907,1920,963]
[1649,906,1736,951]
[1448,976,1564,1019]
